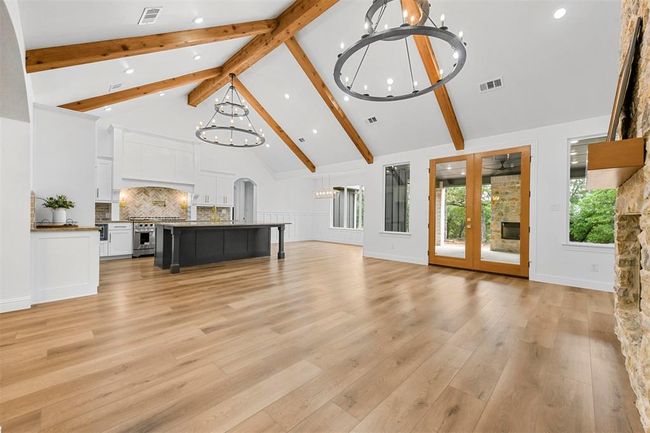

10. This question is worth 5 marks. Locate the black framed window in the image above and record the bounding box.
[384,164,410,232]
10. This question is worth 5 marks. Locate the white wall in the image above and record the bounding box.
[279,115,615,292]
[0,0,32,312]
[32,105,97,226]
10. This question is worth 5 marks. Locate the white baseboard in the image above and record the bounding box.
[0,296,32,313]
[33,284,98,305]
[363,251,427,265]
[530,272,614,292]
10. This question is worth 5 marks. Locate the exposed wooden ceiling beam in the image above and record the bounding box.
[188,0,339,107]
[233,76,316,172]
[401,0,464,150]
[59,67,222,112]
[26,19,276,73]
[285,37,374,164]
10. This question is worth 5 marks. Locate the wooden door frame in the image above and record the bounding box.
[428,145,531,278]
[428,154,476,270]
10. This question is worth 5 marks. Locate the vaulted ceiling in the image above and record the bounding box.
[20,0,620,173]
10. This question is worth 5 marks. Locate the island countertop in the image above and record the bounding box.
[158,221,291,228]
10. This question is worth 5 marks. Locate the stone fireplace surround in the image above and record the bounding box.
[614,0,649,429]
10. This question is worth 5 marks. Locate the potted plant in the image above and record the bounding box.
[42,195,75,224]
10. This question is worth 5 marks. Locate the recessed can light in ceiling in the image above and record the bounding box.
[193,54,201,60]
[553,8,566,19]
[312,129,318,134]
[124,68,134,74]
[193,16,204,24]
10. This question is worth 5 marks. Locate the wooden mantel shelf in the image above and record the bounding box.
[587,137,645,189]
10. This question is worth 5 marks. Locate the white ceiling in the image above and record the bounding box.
[20,0,621,173]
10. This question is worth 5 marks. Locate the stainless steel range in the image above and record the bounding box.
[130,217,186,257]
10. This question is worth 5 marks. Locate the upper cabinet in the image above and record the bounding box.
[95,159,112,202]
[194,173,234,207]
[195,172,218,205]
[216,175,234,207]
[116,131,195,185]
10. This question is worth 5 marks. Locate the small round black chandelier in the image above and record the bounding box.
[333,0,467,102]
[195,74,266,147]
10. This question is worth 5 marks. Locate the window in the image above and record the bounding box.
[384,163,410,232]
[332,186,364,229]
[568,136,615,244]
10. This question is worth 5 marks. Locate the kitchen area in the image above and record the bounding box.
[26,105,294,311]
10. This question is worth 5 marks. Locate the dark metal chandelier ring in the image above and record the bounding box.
[215,101,249,117]
[334,25,466,102]
[195,74,265,148]
[195,125,265,147]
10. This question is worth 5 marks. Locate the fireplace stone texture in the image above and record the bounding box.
[615,0,650,430]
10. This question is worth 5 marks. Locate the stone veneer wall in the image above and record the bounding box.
[490,175,521,253]
[119,187,189,220]
[614,0,650,430]
[196,206,232,221]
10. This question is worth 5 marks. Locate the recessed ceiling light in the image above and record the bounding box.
[124,68,134,74]
[340,42,345,49]
[104,106,112,111]
[386,78,394,85]
[344,95,350,102]
[193,54,201,60]
[265,143,270,148]
[193,16,204,24]
[284,93,290,99]
[553,8,566,19]
[159,92,165,96]
[312,129,318,134]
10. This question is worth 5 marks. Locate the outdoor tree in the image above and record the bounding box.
[569,178,615,243]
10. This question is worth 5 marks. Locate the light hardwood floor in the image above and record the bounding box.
[0,242,643,433]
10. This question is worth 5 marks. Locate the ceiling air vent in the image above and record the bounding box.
[298,137,306,143]
[365,116,378,125]
[138,7,162,25]
[479,77,503,93]
[108,83,122,93]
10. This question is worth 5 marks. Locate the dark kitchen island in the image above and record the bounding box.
[154,222,289,273]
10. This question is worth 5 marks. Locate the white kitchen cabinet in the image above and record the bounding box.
[95,159,112,202]
[99,241,109,257]
[194,173,218,205]
[108,223,132,256]
[216,175,234,207]
[119,133,194,185]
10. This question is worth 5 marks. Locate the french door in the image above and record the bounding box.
[428,146,530,277]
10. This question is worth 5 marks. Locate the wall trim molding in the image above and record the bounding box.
[0,296,32,313]
[530,272,614,292]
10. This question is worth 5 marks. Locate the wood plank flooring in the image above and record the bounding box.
[0,241,643,432]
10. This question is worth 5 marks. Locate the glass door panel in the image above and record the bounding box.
[433,159,469,260]
[478,152,523,266]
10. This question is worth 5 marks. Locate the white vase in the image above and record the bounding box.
[52,208,67,224]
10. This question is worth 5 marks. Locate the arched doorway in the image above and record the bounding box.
[233,178,257,223]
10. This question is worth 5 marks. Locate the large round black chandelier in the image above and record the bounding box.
[334,0,467,102]
[195,74,266,147]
